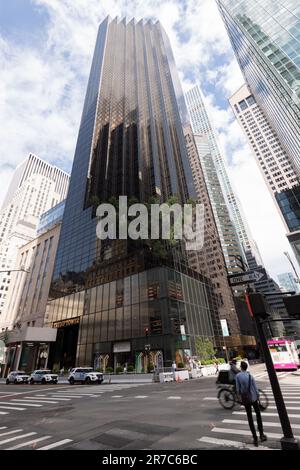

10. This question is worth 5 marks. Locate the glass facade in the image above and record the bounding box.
[276,186,300,232]
[185,85,250,274]
[217,0,300,175]
[47,17,228,369]
[45,266,220,369]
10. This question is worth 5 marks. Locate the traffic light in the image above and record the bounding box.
[144,327,150,337]
[246,293,270,320]
[283,295,300,318]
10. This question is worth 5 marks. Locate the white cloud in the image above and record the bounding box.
[0,0,297,278]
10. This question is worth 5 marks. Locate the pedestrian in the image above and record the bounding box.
[229,358,240,386]
[123,365,127,374]
[235,361,267,447]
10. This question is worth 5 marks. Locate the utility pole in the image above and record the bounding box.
[246,292,300,450]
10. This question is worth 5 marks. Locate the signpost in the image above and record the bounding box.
[228,268,267,286]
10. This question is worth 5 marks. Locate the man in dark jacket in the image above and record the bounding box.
[236,361,267,447]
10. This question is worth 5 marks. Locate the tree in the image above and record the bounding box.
[195,337,215,361]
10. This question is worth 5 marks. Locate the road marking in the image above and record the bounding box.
[0,427,7,430]
[15,398,59,404]
[37,439,73,450]
[0,385,72,399]
[111,395,123,398]
[44,395,83,399]
[222,419,300,429]
[0,412,8,415]
[0,432,36,446]
[268,406,300,410]
[203,397,218,401]
[134,396,148,399]
[48,397,71,401]
[0,405,26,410]
[0,429,23,438]
[233,411,300,419]
[10,401,43,407]
[167,396,182,400]
[211,427,300,440]
[197,436,272,450]
[6,436,52,450]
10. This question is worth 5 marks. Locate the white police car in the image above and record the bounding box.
[68,367,103,385]
[28,369,58,385]
[6,371,30,384]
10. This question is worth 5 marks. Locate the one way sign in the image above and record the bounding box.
[228,268,267,286]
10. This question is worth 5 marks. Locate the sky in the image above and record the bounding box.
[0,0,298,282]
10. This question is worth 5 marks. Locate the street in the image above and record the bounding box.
[0,364,299,450]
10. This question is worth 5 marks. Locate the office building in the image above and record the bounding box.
[45,17,251,372]
[278,272,300,295]
[230,84,300,267]
[217,0,300,175]
[0,154,69,325]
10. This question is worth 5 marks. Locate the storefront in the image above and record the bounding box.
[3,327,57,376]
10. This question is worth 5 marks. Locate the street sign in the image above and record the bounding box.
[220,319,230,337]
[228,268,267,286]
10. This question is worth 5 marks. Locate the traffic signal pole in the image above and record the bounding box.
[246,292,300,450]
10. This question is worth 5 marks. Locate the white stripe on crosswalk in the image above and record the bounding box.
[37,439,73,450]
[212,427,300,440]
[0,412,8,415]
[23,396,70,401]
[48,397,71,401]
[0,427,7,430]
[10,401,43,407]
[268,406,300,410]
[134,396,148,398]
[222,419,300,430]
[233,411,300,419]
[112,395,123,398]
[0,429,23,438]
[44,395,83,399]
[0,405,25,411]
[0,432,36,446]
[167,396,182,400]
[14,398,59,404]
[6,436,52,450]
[198,436,272,450]
[204,397,218,401]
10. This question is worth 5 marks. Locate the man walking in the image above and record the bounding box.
[235,361,267,447]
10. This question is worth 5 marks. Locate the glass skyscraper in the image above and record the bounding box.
[217,0,300,176]
[185,85,262,271]
[45,17,252,372]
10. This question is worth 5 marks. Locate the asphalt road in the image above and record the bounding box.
[0,366,298,451]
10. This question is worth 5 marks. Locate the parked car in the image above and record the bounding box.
[28,369,58,385]
[6,371,30,384]
[68,367,103,385]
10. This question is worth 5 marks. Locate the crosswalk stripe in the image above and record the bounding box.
[6,436,52,450]
[0,405,25,411]
[22,396,69,401]
[204,397,217,401]
[15,398,59,404]
[37,439,73,450]
[222,419,300,430]
[48,397,71,401]
[42,395,83,399]
[0,432,36,446]
[198,436,272,450]
[233,411,300,419]
[268,406,300,410]
[10,401,43,407]
[0,412,9,415]
[0,427,7,430]
[134,396,148,398]
[112,395,123,398]
[0,430,23,438]
[212,427,300,440]
[167,396,182,400]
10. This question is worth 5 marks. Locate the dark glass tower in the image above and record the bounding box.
[45,18,247,371]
